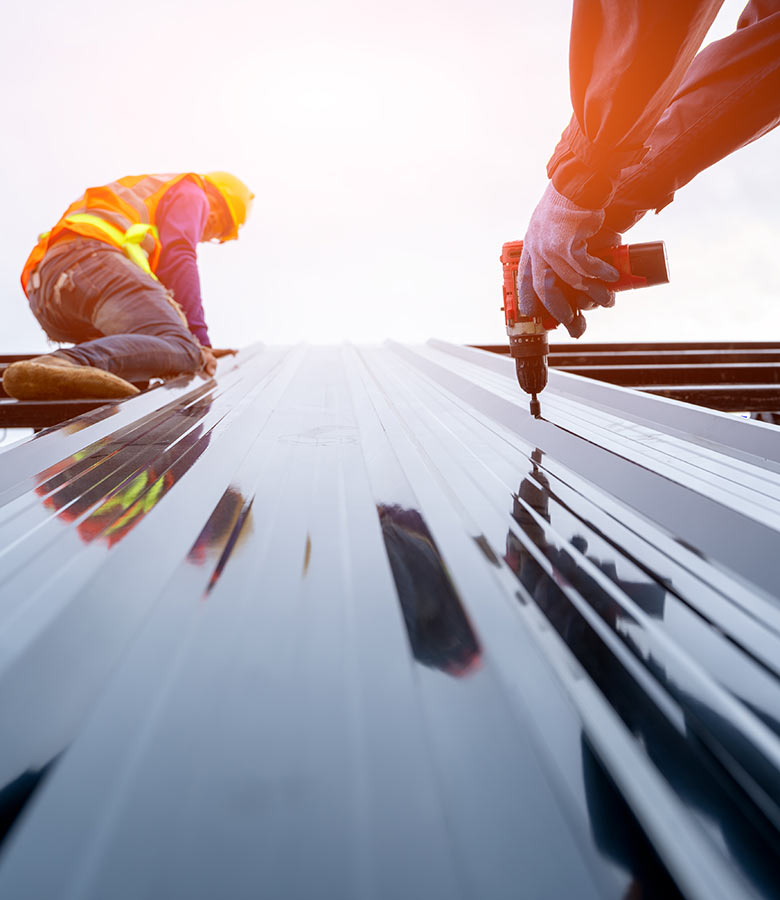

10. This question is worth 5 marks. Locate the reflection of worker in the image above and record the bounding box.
[519,2,780,336]
[506,457,780,893]
[36,405,211,548]
[378,504,481,677]
[187,486,253,569]
[3,172,253,400]
[505,449,666,630]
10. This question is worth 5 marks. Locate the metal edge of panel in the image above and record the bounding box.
[394,341,780,597]
[435,340,780,465]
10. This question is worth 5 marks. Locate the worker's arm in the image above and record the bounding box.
[520,0,723,334]
[550,0,724,209]
[155,179,212,348]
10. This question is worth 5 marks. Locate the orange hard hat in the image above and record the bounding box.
[203,171,254,241]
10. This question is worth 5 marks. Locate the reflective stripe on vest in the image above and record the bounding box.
[94,470,168,538]
[64,214,160,280]
[21,173,206,295]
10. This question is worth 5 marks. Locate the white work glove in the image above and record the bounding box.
[518,182,620,337]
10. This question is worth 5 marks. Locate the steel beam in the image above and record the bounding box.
[0,398,115,428]
[473,341,780,414]
[635,383,780,410]
[557,362,780,386]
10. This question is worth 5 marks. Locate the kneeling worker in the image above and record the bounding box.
[4,171,253,400]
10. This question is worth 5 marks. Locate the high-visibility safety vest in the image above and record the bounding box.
[21,173,207,295]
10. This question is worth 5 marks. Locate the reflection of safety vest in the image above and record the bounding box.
[80,469,172,547]
[21,173,207,294]
[35,456,172,547]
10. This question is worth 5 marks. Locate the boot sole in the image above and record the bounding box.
[2,361,140,401]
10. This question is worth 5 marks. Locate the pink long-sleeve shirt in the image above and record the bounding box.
[155,178,212,347]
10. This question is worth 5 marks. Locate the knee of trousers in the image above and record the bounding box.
[171,331,203,373]
[151,321,202,373]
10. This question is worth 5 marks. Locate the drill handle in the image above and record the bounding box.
[500,239,669,328]
[500,240,524,328]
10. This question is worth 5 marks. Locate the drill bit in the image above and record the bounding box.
[529,393,541,418]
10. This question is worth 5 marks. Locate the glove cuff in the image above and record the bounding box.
[544,181,600,216]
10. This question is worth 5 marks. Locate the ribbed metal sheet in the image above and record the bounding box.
[0,342,779,899]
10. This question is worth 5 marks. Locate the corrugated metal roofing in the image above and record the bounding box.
[0,342,779,899]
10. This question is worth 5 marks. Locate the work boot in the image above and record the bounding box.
[2,355,140,401]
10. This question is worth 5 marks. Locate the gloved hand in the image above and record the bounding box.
[584,226,623,308]
[518,182,620,337]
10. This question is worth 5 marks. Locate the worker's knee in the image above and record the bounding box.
[151,321,202,375]
[174,333,203,374]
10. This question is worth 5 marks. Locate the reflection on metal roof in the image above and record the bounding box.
[0,342,779,899]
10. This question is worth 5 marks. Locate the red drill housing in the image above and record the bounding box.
[501,239,669,417]
[501,239,669,329]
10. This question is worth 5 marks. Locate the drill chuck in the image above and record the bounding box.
[510,331,549,395]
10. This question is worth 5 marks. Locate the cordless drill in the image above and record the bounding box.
[501,240,669,417]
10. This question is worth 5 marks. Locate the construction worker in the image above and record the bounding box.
[518,1,780,336]
[3,172,253,400]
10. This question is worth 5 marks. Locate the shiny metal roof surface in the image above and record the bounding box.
[0,342,779,899]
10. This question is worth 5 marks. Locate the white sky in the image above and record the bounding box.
[1,0,776,352]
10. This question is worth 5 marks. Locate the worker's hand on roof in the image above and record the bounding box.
[199,347,238,377]
[518,182,620,337]
[200,346,218,376]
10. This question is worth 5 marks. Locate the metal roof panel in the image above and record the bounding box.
[0,343,778,898]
